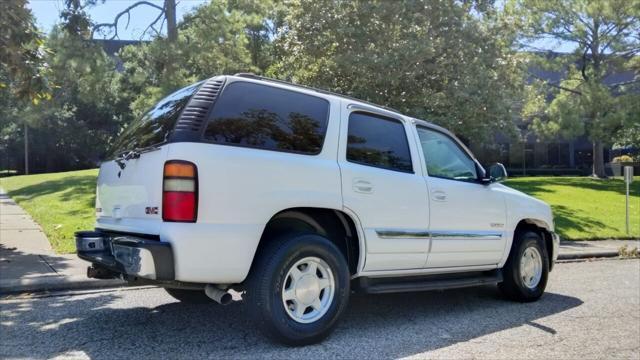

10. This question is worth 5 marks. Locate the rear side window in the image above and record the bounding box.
[203,82,330,155]
[346,112,413,173]
[108,82,202,157]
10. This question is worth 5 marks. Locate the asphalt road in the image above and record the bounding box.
[1,259,639,359]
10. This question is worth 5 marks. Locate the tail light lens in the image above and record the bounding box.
[163,160,198,222]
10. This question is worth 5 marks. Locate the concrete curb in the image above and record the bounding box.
[0,276,126,295]
[557,251,620,260]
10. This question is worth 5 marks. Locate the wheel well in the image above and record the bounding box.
[256,208,361,275]
[514,219,553,266]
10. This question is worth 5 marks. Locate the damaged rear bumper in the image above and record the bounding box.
[75,230,174,281]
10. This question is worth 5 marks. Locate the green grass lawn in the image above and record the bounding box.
[1,170,638,253]
[505,176,640,240]
[1,169,98,253]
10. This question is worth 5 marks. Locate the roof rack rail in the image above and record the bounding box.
[232,73,402,115]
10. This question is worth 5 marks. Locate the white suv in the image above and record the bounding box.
[76,74,560,345]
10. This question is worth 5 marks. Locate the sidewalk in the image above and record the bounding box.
[0,191,123,294]
[559,239,639,260]
[0,190,638,294]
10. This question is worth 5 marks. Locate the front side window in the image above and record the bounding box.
[203,82,330,155]
[346,112,413,173]
[417,127,477,181]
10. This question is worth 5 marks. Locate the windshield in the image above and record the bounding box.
[108,81,203,158]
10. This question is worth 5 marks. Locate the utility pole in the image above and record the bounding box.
[24,123,29,175]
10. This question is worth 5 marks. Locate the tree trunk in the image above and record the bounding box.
[592,141,606,178]
[164,0,177,42]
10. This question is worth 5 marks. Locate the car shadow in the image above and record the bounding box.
[0,285,583,359]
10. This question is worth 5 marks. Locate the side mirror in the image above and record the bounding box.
[488,163,508,182]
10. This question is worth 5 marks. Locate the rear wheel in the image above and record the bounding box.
[246,233,350,345]
[164,288,212,304]
[499,230,549,302]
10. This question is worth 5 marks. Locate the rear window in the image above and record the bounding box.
[203,81,330,155]
[108,82,202,157]
[346,112,413,173]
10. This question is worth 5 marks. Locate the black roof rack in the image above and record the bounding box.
[232,73,402,115]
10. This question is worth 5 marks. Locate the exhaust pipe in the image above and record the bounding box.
[205,284,232,305]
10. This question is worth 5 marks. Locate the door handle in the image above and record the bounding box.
[431,190,447,201]
[353,179,373,194]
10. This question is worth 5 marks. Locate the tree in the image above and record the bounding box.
[514,0,640,178]
[117,0,277,117]
[0,0,50,103]
[0,0,53,173]
[19,26,130,172]
[269,0,524,142]
[91,0,178,41]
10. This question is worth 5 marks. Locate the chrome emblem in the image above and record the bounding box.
[145,207,159,215]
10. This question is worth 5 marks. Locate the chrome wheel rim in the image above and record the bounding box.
[520,246,542,289]
[282,256,335,324]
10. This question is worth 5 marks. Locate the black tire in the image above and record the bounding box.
[499,230,549,302]
[164,288,212,304]
[245,233,351,346]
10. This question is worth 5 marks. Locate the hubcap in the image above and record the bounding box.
[282,256,335,324]
[520,246,543,289]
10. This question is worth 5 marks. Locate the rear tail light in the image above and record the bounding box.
[163,160,198,222]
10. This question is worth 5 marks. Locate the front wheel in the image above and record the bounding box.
[246,233,350,345]
[499,230,549,302]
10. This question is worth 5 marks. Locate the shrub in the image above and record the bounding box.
[612,155,634,163]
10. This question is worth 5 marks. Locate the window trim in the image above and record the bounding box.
[416,125,481,183]
[346,111,414,174]
[201,80,331,156]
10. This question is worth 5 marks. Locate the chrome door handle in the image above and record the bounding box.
[431,190,447,201]
[353,179,373,194]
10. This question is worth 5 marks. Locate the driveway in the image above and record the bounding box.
[1,259,639,359]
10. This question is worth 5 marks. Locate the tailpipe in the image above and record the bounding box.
[205,284,232,305]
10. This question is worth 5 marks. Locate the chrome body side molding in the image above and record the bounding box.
[430,230,502,240]
[375,229,430,239]
[375,229,502,240]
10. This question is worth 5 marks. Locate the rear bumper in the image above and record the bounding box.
[76,230,174,281]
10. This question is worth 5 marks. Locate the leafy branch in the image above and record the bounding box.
[91,1,165,40]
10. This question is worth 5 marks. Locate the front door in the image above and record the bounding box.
[338,103,430,271]
[414,126,507,268]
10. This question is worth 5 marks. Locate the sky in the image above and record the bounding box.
[27,0,209,40]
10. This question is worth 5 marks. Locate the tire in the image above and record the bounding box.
[499,230,549,302]
[246,233,351,345]
[164,288,212,304]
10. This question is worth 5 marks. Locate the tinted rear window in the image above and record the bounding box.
[346,112,413,173]
[203,81,329,155]
[108,82,202,157]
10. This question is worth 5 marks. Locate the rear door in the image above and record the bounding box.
[338,103,430,271]
[96,83,201,234]
[96,149,168,234]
